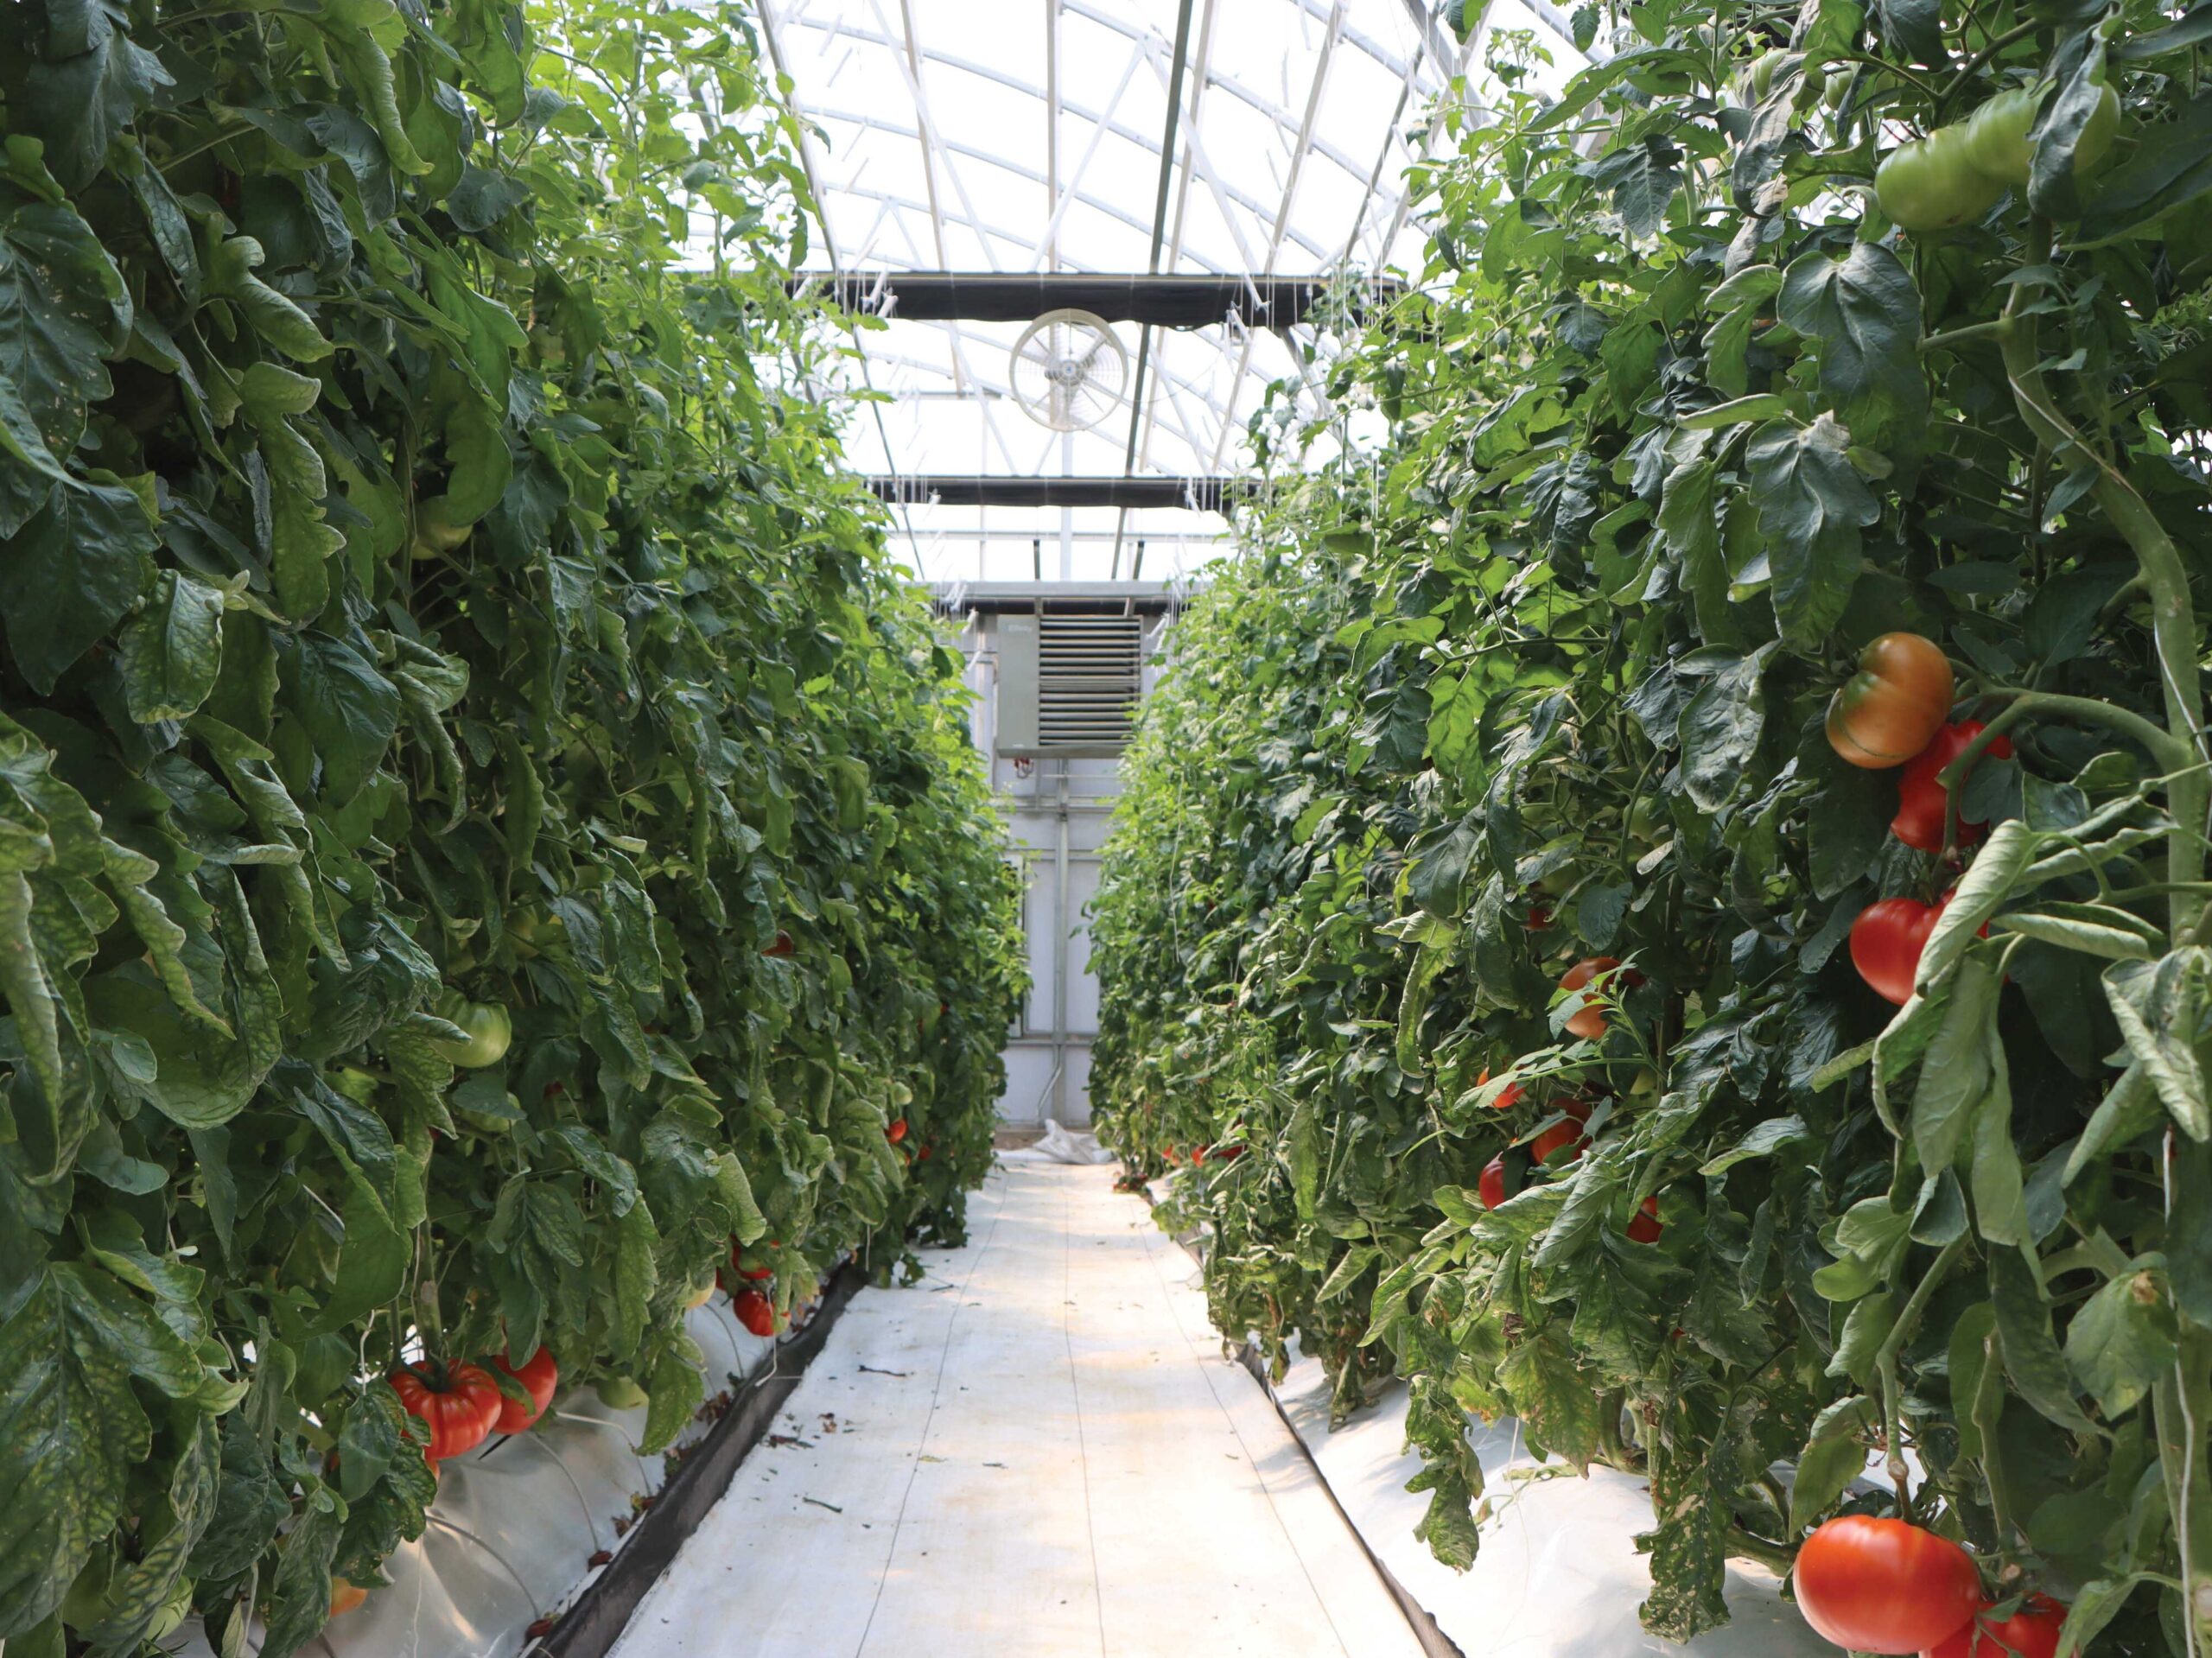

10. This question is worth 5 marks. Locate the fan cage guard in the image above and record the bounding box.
[1009,308,1128,433]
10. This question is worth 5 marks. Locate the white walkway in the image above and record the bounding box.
[610,1161,1426,1658]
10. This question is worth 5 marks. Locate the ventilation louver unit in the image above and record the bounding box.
[995,611,1144,758]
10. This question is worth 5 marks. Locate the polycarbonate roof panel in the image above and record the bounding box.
[755,0,1588,581]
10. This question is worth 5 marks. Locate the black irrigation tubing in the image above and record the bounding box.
[1139,1181,1467,1658]
[531,1261,868,1658]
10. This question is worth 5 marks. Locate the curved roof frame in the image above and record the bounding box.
[754,0,1587,581]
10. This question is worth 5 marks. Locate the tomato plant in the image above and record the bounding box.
[0,0,1026,1649]
[1094,0,2212,1648]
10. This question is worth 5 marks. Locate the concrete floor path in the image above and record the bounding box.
[609,1161,1426,1658]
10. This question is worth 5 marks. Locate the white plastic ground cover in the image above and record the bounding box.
[996,1120,1116,1164]
[1264,1349,1831,1658]
[162,1288,798,1658]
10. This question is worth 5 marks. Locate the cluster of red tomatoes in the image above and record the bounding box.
[1474,1067,1662,1245]
[1827,633,2006,1006]
[1795,1515,2066,1658]
[387,1346,561,1468]
[725,1242,784,1338]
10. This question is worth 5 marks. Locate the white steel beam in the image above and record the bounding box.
[1207,0,1343,471]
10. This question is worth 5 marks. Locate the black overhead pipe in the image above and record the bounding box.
[866,475,1230,512]
[785,271,1404,330]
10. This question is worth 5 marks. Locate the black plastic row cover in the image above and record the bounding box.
[788,271,1402,329]
[866,474,1230,511]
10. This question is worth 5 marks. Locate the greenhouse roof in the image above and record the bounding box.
[756,0,1589,583]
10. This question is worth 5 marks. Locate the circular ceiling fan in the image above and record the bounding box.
[1009,308,1128,433]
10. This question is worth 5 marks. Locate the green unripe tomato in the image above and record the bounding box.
[414,496,473,554]
[595,1375,649,1409]
[1959,86,2038,183]
[1961,82,2120,187]
[1740,48,1785,104]
[1876,126,2005,230]
[430,997,512,1068]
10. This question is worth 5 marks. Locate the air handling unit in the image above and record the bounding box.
[995,607,1146,759]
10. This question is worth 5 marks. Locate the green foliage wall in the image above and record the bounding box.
[1093,1,2212,1650]
[0,0,1024,1651]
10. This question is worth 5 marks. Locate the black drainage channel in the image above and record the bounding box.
[1140,1179,1467,1658]
[535,1261,866,1658]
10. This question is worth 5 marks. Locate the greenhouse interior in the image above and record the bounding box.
[3,0,2210,1654]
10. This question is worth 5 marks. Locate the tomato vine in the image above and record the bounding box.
[0,0,1024,1651]
[1095,1,2212,1650]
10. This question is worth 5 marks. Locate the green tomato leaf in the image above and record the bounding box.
[1745,415,1876,646]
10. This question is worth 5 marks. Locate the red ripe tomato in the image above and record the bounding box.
[1850,898,1944,1006]
[1793,1515,1982,1654]
[733,1288,779,1338]
[1527,904,1553,931]
[1851,893,1986,1005]
[1559,958,1642,1039]
[1923,1595,2066,1658]
[1828,633,1955,769]
[389,1363,503,1463]
[1478,1066,1525,1110]
[490,1348,559,1433]
[1530,1099,1592,1165]
[1478,1155,1510,1210]
[1892,723,2014,852]
[886,1118,908,1144]
[762,931,795,958]
[1626,1195,1663,1243]
[1215,1144,1244,1161]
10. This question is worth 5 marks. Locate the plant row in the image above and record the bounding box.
[0,0,1024,1652]
[1092,3,2212,1653]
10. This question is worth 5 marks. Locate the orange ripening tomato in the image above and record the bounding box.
[329,1579,370,1617]
[1626,1195,1663,1243]
[489,1348,558,1433]
[1560,957,1642,1039]
[1923,1595,2066,1658]
[389,1363,503,1463]
[1891,722,2014,852]
[733,1288,779,1338]
[1827,632,1955,769]
[1792,1515,1982,1654]
[1478,1066,1525,1110]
